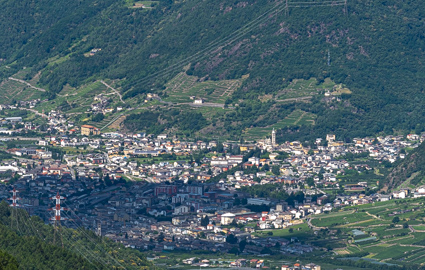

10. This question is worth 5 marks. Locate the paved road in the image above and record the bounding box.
[275,96,312,102]
[181,102,225,108]
[8,77,46,92]
[0,137,42,141]
[307,218,326,230]
[18,107,48,118]
[100,80,125,103]
[315,188,327,195]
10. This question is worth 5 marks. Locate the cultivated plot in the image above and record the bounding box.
[164,72,246,104]
[310,199,425,265]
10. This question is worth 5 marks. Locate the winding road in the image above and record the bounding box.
[100,80,124,103]
[8,77,46,92]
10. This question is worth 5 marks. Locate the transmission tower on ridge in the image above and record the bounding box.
[96,220,102,237]
[9,188,20,231]
[9,188,20,207]
[49,192,67,247]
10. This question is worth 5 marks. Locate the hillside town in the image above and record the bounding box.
[0,106,423,268]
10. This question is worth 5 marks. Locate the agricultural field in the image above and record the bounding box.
[331,84,352,95]
[139,200,425,269]
[275,78,337,100]
[85,112,119,129]
[0,68,127,123]
[146,249,379,270]
[163,72,247,104]
[47,54,71,67]
[243,109,316,139]
[308,198,425,266]
[0,78,45,103]
[125,0,159,8]
[412,225,425,231]
[255,223,312,240]
[47,36,88,66]
[35,81,117,114]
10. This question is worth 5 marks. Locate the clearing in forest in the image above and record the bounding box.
[126,0,159,8]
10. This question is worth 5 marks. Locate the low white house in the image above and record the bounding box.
[221,213,235,225]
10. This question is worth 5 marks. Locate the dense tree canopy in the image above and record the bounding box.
[0,201,156,270]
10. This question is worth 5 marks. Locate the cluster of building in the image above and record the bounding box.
[0,162,314,255]
[178,257,321,269]
[89,94,121,115]
[0,99,42,110]
[182,258,322,269]
[0,104,424,266]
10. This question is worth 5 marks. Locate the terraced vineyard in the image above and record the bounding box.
[163,72,247,104]
[308,199,425,266]
[276,78,336,100]
[34,81,112,114]
[0,79,45,103]
[85,114,113,129]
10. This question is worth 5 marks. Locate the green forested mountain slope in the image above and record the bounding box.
[2,0,425,139]
[387,141,425,190]
[0,249,18,270]
[0,202,155,269]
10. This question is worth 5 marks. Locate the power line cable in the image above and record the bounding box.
[61,210,127,269]
[62,210,126,269]
[58,228,102,270]
[120,2,288,90]
[117,0,346,92]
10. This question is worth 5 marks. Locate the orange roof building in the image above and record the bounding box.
[81,125,100,136]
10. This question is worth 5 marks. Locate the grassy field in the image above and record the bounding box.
[244,109,316,139]
[163,72,247,104]
[47,54,71,67]
[129,155,191,165]
[363,245,420,260]
[413,225,425,230]
[186,106,230,121]
[255,223,311,240]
